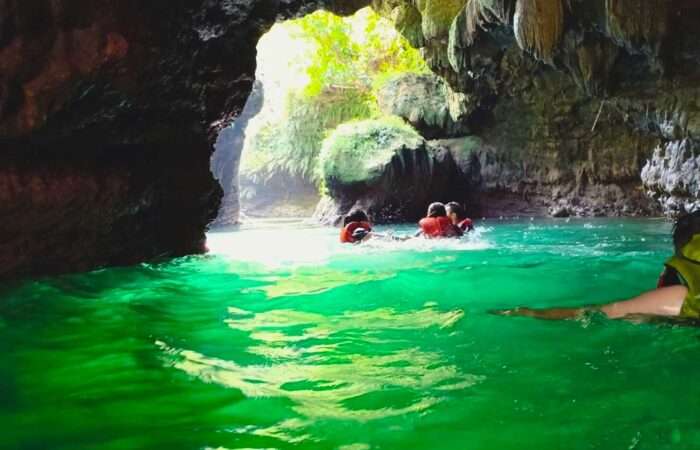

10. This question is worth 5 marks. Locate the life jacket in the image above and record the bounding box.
[458,218,474,232]
[419,216,457,238]
[340,221,372,244]
[664,234,700,318]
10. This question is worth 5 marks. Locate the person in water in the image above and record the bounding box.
[497,210,700,321]
[446,202,474,233]
[340,209,372,244]
[417,202,461,238]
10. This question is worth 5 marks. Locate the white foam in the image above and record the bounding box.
[206,223,492,268]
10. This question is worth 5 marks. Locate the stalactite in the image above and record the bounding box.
[461,0,515,45]
[513,0,565,63]
[448,0,514,73]
[604,0,670,58]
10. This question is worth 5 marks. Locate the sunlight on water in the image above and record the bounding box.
[157,301,476,443]
[207,221,493,270]
[4,218,700,449]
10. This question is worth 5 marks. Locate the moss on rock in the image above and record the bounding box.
[319,116,424,185]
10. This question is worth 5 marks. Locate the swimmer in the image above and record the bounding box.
[446,202,474,233]
[339,209,410,243]
[339,209,372,244]
[417,202,461,238]
[494,210,700,321]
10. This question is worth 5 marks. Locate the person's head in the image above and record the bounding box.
[673,209,700,254]
[445,202,464,224]
[343,208,369,226]
[427,202,447,218]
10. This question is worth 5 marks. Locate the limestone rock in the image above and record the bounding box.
[641,139,700,215]
[315,117,473,223]
[377,73,472,138]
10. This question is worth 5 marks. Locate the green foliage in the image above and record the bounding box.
[241,8,432,190]
[297,8,430,99]
[319,116,424,185]
[241,89,374,184]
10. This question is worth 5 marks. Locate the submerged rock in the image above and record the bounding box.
[549,206,570,218]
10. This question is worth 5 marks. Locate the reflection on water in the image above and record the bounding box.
[249,268,397,298]
[158,304,479,442]
[225,305,464,337]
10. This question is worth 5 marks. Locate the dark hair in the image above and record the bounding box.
[343,209,369,226]
[445,202,465,220]
[427,202,447,218]
[673,210,700,253]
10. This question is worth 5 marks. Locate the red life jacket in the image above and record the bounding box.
[458,218,474,232]
[340,221,372,243]
[419,216,457,238]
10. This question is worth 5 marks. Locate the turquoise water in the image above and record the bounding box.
[2,218,700,449]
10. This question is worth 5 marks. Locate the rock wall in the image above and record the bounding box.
[0,0,366,279]
[642,139,700,214]
[377,73,471,138]
[372,0,700,217]
[210,81,265,226]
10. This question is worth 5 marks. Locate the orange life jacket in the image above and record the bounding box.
[340,221,372,243]
[419,216,457,238]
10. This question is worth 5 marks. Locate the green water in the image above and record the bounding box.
[2,219,700,450]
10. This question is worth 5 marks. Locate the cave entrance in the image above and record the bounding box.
[209,7,434,226]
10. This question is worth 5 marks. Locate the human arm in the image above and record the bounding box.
[494,285,688,320]
[462,218,474,232]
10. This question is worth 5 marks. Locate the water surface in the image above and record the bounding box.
[2,218,699,449]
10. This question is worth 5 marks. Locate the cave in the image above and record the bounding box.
[5,2,700,449]
[211,0,700,234]
[0,1,699,276]
[210,7,476,226]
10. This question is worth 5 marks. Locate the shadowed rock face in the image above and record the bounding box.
[0,0,368,279]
